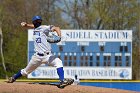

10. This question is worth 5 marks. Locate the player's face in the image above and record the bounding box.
[33,19,42,28]
[33,20,42,24]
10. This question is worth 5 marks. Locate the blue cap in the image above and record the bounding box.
[32,16,42,22]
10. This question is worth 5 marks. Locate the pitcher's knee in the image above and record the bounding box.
[54,58,63,68]
[21,69,28,76]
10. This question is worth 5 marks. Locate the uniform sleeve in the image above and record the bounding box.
[42,25,51,36]
[43,25,54,32]
[49,25,54,30]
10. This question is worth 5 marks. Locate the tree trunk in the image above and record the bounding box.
[0,22,8,79]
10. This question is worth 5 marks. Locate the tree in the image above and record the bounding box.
[0,22,8,79]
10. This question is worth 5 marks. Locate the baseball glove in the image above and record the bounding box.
[47,33,61,43]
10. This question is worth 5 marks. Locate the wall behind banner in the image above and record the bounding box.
[28,30,132,79]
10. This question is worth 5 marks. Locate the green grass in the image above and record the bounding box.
[1,79,140,83]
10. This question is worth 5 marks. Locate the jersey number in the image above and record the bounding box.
[36,38,41,43]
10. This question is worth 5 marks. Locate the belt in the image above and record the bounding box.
[37,52,50,56]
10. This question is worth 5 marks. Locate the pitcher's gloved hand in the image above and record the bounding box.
[47,34,61,43]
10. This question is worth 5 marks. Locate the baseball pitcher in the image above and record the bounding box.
[7,16,74,88]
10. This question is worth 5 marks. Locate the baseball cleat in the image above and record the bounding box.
[59,78,74,88]
[7,77,15,83]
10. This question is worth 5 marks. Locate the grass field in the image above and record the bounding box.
[1,79,140,83]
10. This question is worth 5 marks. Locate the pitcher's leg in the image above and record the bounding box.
[21,59,42,76]
[55,58,64,81]
[44,55,64,81]
[50,57,74,88]
[7,55,41,83]
[48,57,64,82]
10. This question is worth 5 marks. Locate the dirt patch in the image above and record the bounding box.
[0,82,139,93]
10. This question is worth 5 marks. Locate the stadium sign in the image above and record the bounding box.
[28,30,132,79]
